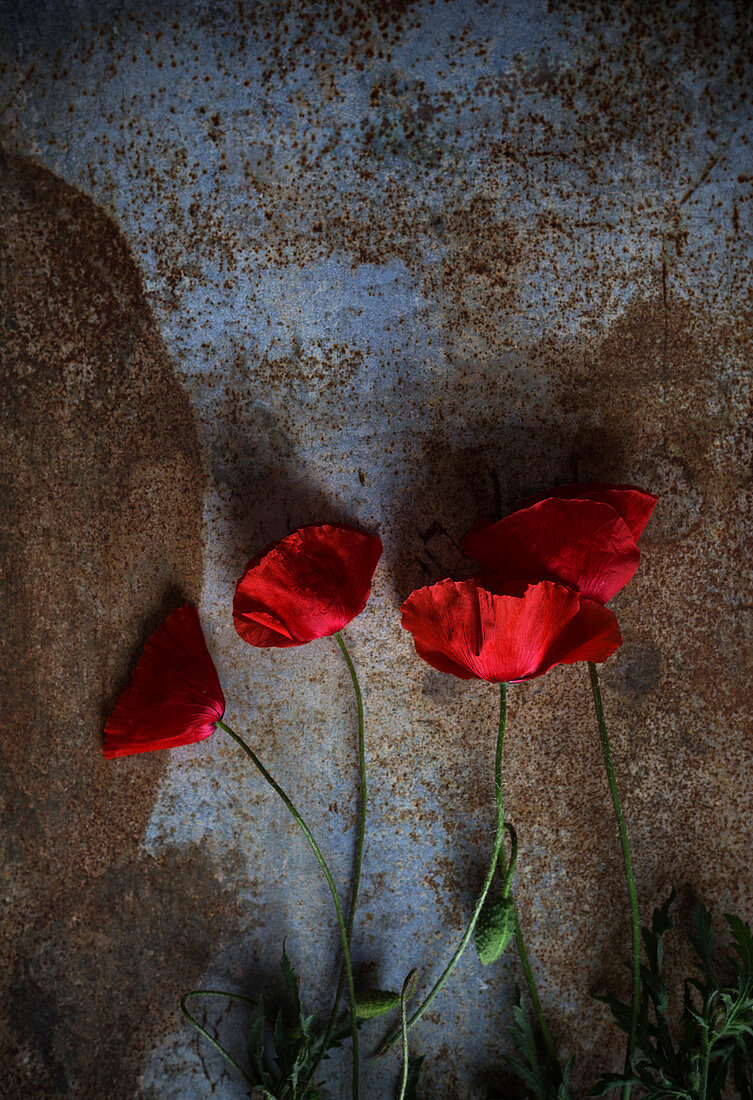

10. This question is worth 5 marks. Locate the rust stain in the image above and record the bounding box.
[0,153,243,1096]
[0,0,752,1094]
[390,290,753,1085]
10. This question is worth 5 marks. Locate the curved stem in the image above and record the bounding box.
[217,720,360,1100]
[513,907,559,1072]
[588,663,640,1100]
[181,991,255,1086]
[377,682,508,1055]
[502,822,519,887]
[398,969,419,1100]
[300,631,367,1099]
[335,631,367,950]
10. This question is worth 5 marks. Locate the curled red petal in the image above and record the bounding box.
[463,497,640,604]
[103,605,225,759]
[233,523,383,647]
[519,482,657,541]
[544,593,623,667]
[401,578,621,683]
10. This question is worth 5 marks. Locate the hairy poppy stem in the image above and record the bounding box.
[335,631,367,956]
[512,906,559,1071]
[217,720,360,1100]
[377,682,508,1055]
[588,663,640,1100]
[398,969,419,1100]
[300,631,366,1100]
[180,991,256,1086]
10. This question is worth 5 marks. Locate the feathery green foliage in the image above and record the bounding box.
[590,893,753,1099]
[244,941,355,1100]
[503,987,573,1099]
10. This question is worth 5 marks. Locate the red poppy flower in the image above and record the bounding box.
[462,484,657,605]
[233,523,383,648]
[103,605,225,758]
[401,578,622,683]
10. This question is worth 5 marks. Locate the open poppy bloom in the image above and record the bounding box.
[233,523,383,647]
[462,483,657,605]
[401,578,621,683]
[103,605,225,758]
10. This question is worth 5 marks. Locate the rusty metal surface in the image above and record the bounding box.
[1,1,752,1096]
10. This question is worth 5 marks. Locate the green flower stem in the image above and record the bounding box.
[398,969,419,1100]
[588,662,640,1100]
[699,1031,711,1100]
[377,682,508,1055]
[300,631,366,1099]
[513,907,559,1071]
[180,990,256,1086]
[335,631,367,952]
[217,719,360,1100]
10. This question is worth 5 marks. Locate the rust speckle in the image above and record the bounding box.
[1,0,752,1093]
[0,154,243,1095]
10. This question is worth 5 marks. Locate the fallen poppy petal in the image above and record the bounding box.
[401,578,621,684]
[520,482,658,541]
[103,605,225,758]
[233,523,383,647]
[463,497,640,604]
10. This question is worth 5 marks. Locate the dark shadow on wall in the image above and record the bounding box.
[211,384,355,577]
[0,152,244,1097]
[382,291,753,1090]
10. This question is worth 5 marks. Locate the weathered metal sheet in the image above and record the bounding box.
[1,1,752,1096]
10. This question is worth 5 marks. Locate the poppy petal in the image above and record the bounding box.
[401,578,621,684]
[519,482,658,541]
[402,579,488,681]
[233,523,383,647]
[463,497,640,604]
[544,593,623,667]
[103,606,225,758]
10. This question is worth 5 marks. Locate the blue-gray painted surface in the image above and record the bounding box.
[1,2,752,1096]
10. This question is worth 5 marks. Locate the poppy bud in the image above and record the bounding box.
[355,989,402,1019]
[475,895,515,966]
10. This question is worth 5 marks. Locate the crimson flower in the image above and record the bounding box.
[401,578,622,683]
[233,523,383,647]
[462,483,657,604]
[103,605,225,758]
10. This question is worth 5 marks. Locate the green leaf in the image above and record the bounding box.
[593,992,632,1034]
[727,914,753,975]
[643,888,676,974]
[732,1033,753,1099]
[281,939,302,1018]
[591,900,753,1100]
[504,988,568,1099]
[641,964,669,1018]
[474,895,515,966]
[248,1012,270,1085]
[355,988,402,1019]
[588,1072,637,1096]
[557,1057,574,1099]
[273,1007,287,1075]
[320,1013,353,1053]
[404,1053,425,1100]
[689,901,715,973]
